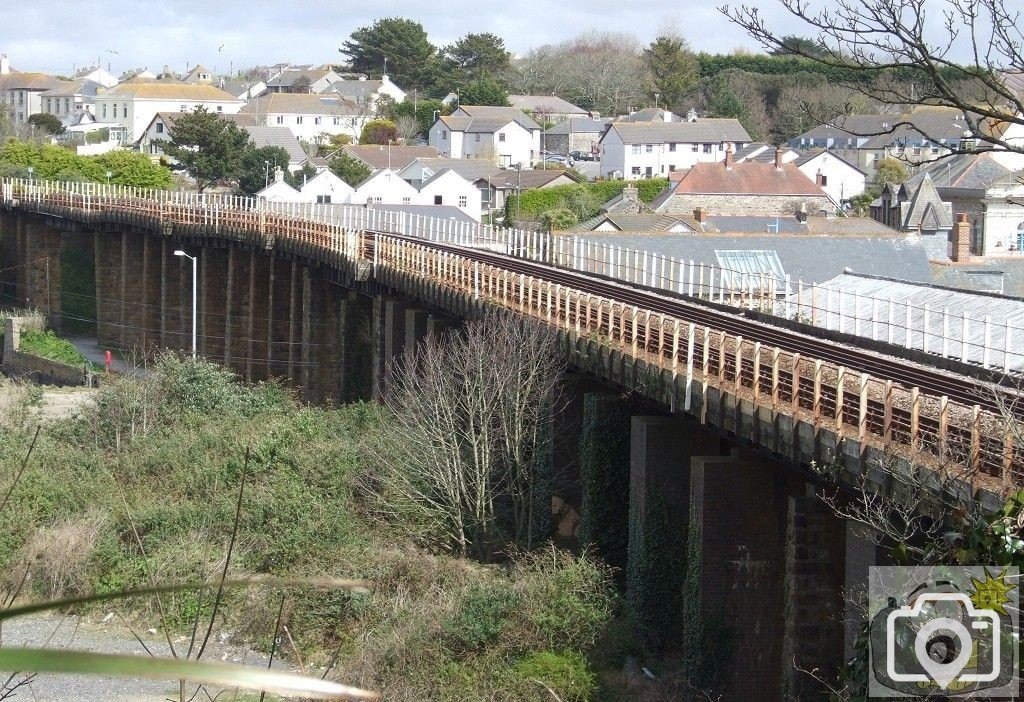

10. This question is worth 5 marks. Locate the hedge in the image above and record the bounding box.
[505,178,669,226]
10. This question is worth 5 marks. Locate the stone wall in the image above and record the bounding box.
[662,193,834,218]
[2,316,88,386]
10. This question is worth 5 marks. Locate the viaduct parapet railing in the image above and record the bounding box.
[5,179,1020,376]
[1,178,1021,492]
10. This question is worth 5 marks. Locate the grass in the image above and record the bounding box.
[17,329,99,370]
[0,355,619,701]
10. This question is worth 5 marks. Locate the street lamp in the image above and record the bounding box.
[263,160,270,189]
[105,170,112,185]
[173,249,198,359]
[26,166,33,185]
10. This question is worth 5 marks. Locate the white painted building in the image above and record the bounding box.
[428,106,541,167]
[300,170,354,204]
[329,74,406,113]
[93,81,244,142]
[350,169,421,206]
[598,118,751,179]
[40,79,104,124]
[793,149,867,204]
[0,67,67,125]
[70,66,119,88]
[417,169,483,221]
[240,92,366,143]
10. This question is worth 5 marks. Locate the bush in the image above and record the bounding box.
[540,207,578,230]
[515,650,596,702]
[506,179,669,225]
[18,329,91,367]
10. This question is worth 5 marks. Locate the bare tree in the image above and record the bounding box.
[393,115,421,144]
[360,311,563,560]
[721,0,1024,154]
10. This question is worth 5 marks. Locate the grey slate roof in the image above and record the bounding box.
[330,80,383,102]
[487,169,579,189]
[243,126,307,166]
[573,213,695,232]
[577,231,947,285]
[911,151,1014,192]
[361,203,477,225]
[788,271,1024,371]
[793,148,867,174]
[615,108,679,123]
[508,94,587,116]
[450,106,540,131]
[441,116,531,134]
[604,119,751,145]
[410,157,501,182]
[544,117,610,136]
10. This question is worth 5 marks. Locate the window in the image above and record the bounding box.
[316,195,331,204]
[645,144,653,153]
[632,144,641,155]
[669,164,676,172]
[17,92,23,105]
[112,104,118,118]
[296,116,303,124]
[156,122,164,133]
[692,143,698,152]
[45,98,51,112]
[434,195,443,205]
[459,195,468,207]
[373,196,383,203]
[65,98,71,112]
[702,144,712,153]
[314,116,321,125]
[475,134,480,142]
[402,196,411,204]
[498,132,505,142]
[276,115,284,124]
[442,130,448,140]
[820,175,828,186]
[180,105,188,112]
[645,166,653,177]
[333,117,340,125]
[216,105,223,112]
[102,104,107,118]
[668,142,676,152]
[631,166,641,175]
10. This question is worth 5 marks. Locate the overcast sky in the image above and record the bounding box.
[3,1,790,76]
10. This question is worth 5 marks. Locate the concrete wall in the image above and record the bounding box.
[2,316,88,386]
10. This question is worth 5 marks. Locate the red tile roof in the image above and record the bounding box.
[672,161,826,197]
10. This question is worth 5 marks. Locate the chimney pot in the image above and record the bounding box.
[775,146,784,169]
[724,145,733,169]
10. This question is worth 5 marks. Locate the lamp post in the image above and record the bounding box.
[264,160,270,189]
[173,249,198,359]
[27,166,33,185]
[105,170,112,185]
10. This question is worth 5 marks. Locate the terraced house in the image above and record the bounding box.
[93,80,244,142]
[599,116,751,179]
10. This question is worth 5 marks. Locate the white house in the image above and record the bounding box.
[93,81,245,142]
[428,105,541,167]
[508,95,590,123]
[350,169,421,206]
[257,171,302,202]
[135,111,256,156]
[240,92,366,142]
[329,74,406,113]
[599,118,752,179]
[300,170,354,204]
[793,149,867,204]
[265,68,345,94]
[70,65,119,88]
[0,68,66,125]
[417,169,483,221]
[40,79,103,124]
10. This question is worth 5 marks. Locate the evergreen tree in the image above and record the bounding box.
[442,33,511,81]
[459,78,509,107]
[643,35,699,111]
[329,153,372,187]
[340,18,439,92]
[162,108,251,192]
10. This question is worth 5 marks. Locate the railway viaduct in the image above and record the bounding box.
[1,180,1020,699]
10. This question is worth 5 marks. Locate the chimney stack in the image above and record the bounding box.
[951,212,972,262]
[274,166,284,184]
[693,207,704,223]
[775,146,784,170]
[815,169,824,187]
[724,144,733,170]
[0,54,9,76]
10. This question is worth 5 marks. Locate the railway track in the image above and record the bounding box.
[378,231,1022,419]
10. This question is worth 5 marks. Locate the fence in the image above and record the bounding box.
[3,178,1021,377]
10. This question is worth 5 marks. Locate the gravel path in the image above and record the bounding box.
[0,613,289,702]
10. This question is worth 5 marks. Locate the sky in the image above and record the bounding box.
[2,0,786,77]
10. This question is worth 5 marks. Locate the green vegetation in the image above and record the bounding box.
[27,112,65,136]
[0,355,617,701]
[329,153,372,187]
[59,235,96,334]
[358,118,398,145]
[505,179,669,226]
[17,329,91,367]
[163,108,252,193]
[0,141,174,189]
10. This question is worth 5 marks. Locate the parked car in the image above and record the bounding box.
[543,155,572,166]
[569,150,597,162]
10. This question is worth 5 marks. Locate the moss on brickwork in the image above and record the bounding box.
[578,393,631,573]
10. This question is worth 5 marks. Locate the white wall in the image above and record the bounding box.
[796,153,865,203]
[300,171,354,204]
[264,111,366,142]
[429,121,538,166]
[418,170,482,220]
[351,169,420,205]
[94,97,244,142]
[601,136,749,179]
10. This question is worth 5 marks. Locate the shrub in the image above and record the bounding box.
[18,329,91,367]
[515,650,596,702]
